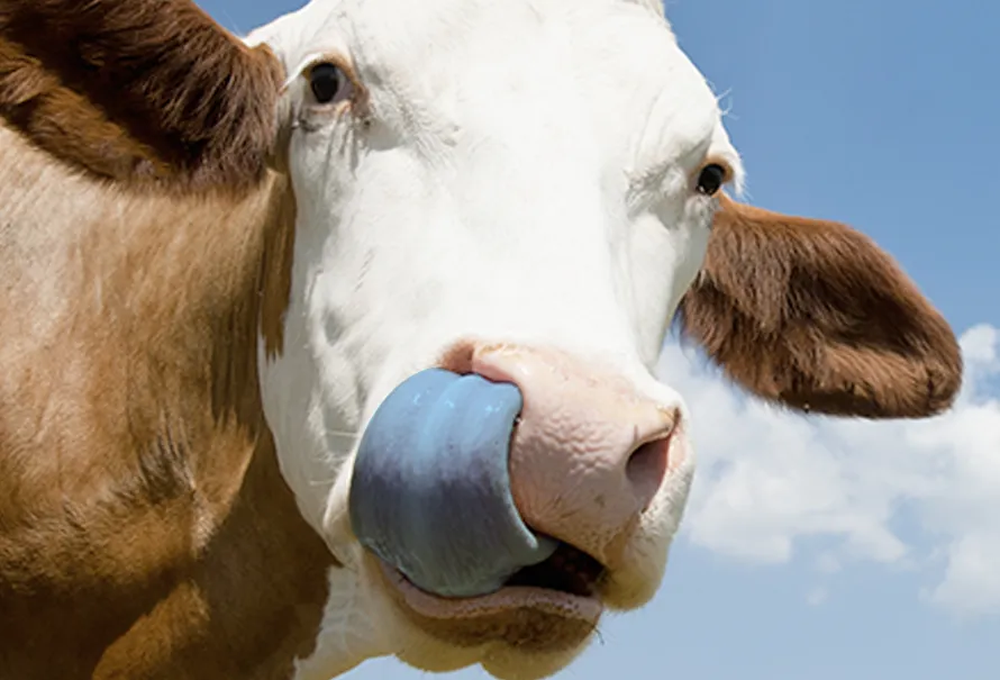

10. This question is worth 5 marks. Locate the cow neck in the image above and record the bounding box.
[0,126,334,677]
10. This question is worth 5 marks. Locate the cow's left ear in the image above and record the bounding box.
[675,194,962,419]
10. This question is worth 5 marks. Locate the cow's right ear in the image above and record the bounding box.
[0,0,284,191]
[675,194,962,419]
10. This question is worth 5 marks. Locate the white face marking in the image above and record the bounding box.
[246,0,743,677]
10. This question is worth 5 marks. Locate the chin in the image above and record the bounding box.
[336,435,695,680]
[373,549,601,680]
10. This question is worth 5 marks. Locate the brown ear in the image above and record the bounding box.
[676,194,962,419]
[0,0,284,191]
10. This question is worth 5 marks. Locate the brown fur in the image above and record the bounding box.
[677,194,962,418]
[0,127,334,679]
[0,0,284,191]
[0,1,333,678]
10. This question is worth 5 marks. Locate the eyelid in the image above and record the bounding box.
[281,51,361,94]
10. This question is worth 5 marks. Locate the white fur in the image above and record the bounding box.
[245,0,743,678]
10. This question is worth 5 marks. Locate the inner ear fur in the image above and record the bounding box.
[676,194,962,419]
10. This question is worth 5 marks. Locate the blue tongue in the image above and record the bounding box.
[349,368,557,597]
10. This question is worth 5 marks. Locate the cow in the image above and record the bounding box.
[0,0,961,679]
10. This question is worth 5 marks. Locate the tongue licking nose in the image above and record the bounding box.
[473,345,677,571]
[349,343,677,599]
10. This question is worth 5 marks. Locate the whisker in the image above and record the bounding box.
[308,476,340,487]
[305,429,363,487]
[323,428,362,442]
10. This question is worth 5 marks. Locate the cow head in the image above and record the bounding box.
[243,1,960,678]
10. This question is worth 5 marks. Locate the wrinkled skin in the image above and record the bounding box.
[250,0,740,678]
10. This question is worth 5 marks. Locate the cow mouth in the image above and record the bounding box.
[376,542,606,649]
[504,541,605,597]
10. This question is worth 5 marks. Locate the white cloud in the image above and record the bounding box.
[657,324,1000,618]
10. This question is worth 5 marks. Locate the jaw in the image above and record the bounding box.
[359,549,603,680]
[375,552,600,662]
[294,435,695,680]
[297,524,604,680]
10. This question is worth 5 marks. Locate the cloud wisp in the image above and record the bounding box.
[659,325,1000,618]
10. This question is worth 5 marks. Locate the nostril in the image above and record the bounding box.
[625,435,671,511]
[437,339,478,375]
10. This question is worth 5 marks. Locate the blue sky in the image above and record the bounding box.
[201,1,1000,678]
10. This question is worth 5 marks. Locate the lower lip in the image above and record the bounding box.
[378,560,604,624]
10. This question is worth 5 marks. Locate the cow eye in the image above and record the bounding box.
[696,163,727,196]
[309,62,348,105]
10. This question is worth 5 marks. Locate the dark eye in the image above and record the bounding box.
[310,62,346,104]
[696,163,727,196]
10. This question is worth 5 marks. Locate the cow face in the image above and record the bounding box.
[244,1,958,678]
[250,0,726,675]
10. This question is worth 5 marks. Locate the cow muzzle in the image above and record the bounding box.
[349,342,679,634]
